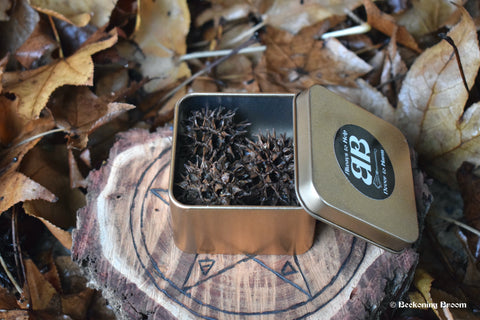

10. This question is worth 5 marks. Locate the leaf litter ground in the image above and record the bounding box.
[1,0,480,319]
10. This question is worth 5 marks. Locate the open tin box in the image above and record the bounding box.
[168,85,418,255]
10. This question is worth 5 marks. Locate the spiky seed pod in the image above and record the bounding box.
[178,154,252,205]
[181,107,250,162]
[178,107,252,205]
[177,107,299,206]
[244,131,298,206]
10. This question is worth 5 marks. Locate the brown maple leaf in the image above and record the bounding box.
[1,28,118,123]
[260,23,372,91]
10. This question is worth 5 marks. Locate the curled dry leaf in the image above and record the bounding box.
[30,0,119,27]
[2,29,118,123]
[363,0,421,53]
[132,0,191,92]
[395,0,461,38]
[261,24,372,91]
[395,8,480,184]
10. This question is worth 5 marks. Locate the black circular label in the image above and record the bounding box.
[334,124,395,200]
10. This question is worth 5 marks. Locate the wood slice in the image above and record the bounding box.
[72,128,426,320]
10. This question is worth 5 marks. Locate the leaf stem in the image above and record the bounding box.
[321,23,372,39]
[48,15,64,59]
[0,250,23,295]
[12,128,65,148]
[179,45,266,61]
[439,34,469,93]
[434,214,480,237]
[222,21,266,47]
[145,37,258,115]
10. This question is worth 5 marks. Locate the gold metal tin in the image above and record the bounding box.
[169,85,418,255]
[169,92,315,255]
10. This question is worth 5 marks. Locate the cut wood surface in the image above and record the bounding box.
[72,128,429,320]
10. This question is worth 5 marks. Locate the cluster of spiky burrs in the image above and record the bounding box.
[176,107,298,206]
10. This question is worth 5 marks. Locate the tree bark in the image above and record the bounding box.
[72,128,430,320]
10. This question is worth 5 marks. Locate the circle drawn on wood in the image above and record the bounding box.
[129,144,367,319]
[75,130,420,320]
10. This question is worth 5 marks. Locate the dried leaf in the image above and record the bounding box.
[363,0,421,52]
[132,0,191,93]
[261,24,372,90]
[30,0,119,27]
[2,29,118,122]
[327,79,395,123]
[264,0,363,34]
[0,111,55,175]
[378,31,408,106]
[15,17,58,69]
[430,288,478,320]
[395,8,480,184]
[0,286,18,309]
[61,288,94,319]
[68,149,87,189]
[0,95,23,145]
[195,2,252,27]
[20,145,85,230]
[0,0,39,58]
[0,1,12,21]
[24,259,59,311]
[395,0,461,38]
[28,213,73,249]
[413,268,441,318]
[0,310,29,320]
[50,86,135,150]
[0,172,56,213]
[215,54,260,92]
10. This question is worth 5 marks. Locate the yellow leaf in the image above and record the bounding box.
[408,290,428,307]
[29,0,119,27]
[2,29,118,122]
[132,0,191,92]
[395,8,480,184]
[413,268,442,318]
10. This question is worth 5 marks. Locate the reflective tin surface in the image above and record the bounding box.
[294,85,418,252]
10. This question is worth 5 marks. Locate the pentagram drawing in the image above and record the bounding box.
[74,131,406,320]
[129,144,368,319]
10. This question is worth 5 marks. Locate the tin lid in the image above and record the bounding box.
[294,85,418,252]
